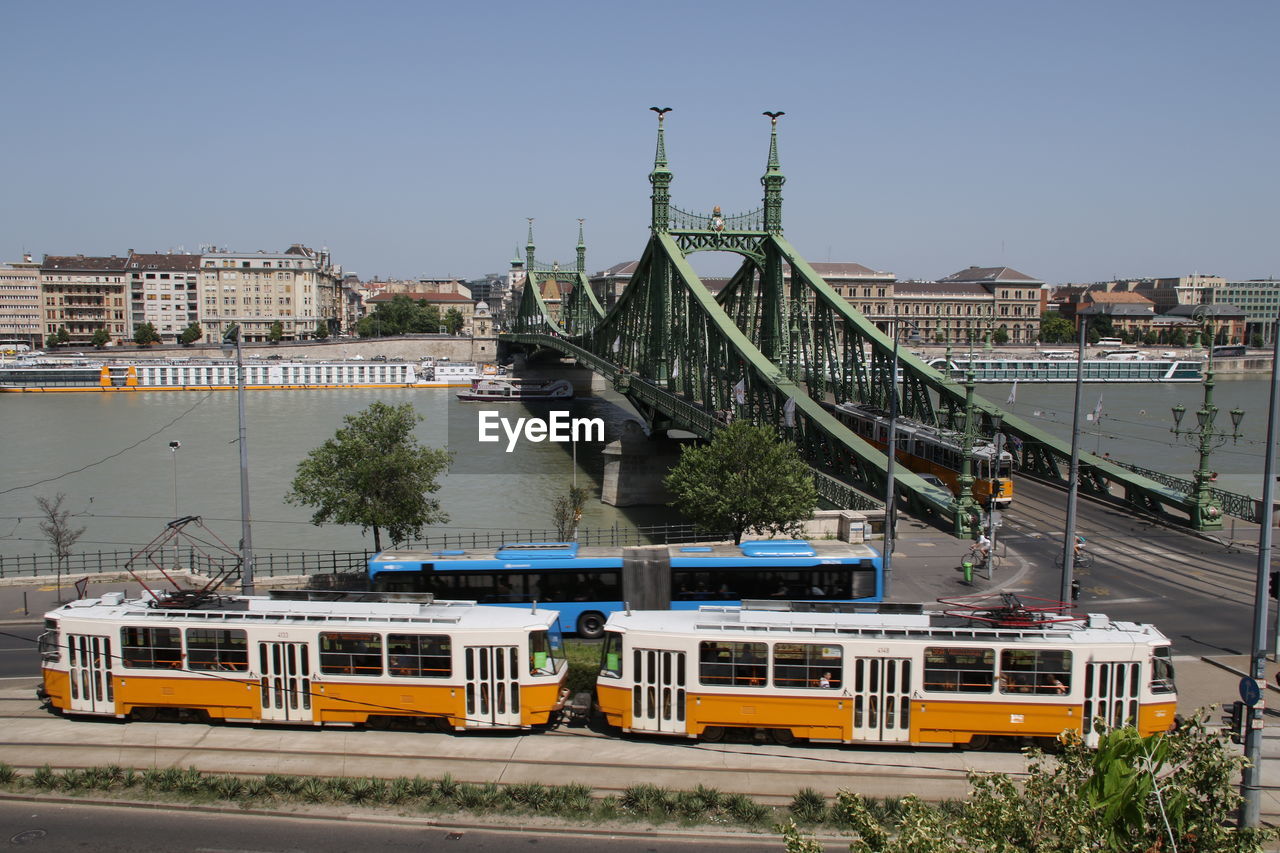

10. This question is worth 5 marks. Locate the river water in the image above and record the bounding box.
[0,377,1273,559]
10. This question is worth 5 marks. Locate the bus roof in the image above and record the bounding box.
[370,540,880,569]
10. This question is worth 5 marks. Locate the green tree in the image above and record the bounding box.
[45,332,59,349]
[1170,328,1188,347]
[133,322,161,346]
[313,320,330,340]
[444,307,466,335]
[1039,314,1074,344]
[178,322,203,346]
[268,320,284,343]
[285,401,452,551]
[56,326,71,346]
[91,327,111,349]
[1251,333,1264,348]
[664,420,817,545]
[992,327,1009,345]
[1143,330,1158,346]
[553,485,590,541]
[780,716,1278,853]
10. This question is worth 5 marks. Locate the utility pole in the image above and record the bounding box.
[1061,319,1086,605]
[223,326,255,595]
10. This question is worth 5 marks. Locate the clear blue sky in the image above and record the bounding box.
[3,0,1275,285]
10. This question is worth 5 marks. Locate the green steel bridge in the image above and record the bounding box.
[502,111,1234,537]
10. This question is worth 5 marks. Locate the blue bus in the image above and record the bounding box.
[368,539,883,639]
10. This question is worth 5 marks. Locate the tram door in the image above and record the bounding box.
[1082,661,1140,746]
[464,645,521,728]
[852,657,912,743]
[630,649,686,734]
[67,634,114,714]
[258,641,313,722]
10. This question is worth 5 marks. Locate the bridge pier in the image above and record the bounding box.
[600,422,683,506]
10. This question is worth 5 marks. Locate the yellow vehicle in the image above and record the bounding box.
[38,591,567,730]
[595,599,1176,748]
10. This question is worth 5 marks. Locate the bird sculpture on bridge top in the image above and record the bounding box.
[763,110,785,123]
[649,106,672,117]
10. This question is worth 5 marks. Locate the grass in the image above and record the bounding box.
[0,760,926,834]
[561,639,599,696]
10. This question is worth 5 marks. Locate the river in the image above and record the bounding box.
[0,377,1274,560]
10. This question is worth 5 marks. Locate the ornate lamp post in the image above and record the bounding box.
[1170,310,1244,530]
[221,325,255,594]
[952,369,982,538]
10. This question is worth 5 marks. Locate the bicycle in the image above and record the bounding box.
[960,546,1000,582]
[1054,550,1094,570]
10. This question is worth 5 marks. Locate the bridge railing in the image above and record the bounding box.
[1107,460,1262,524]
[668,205,763,232]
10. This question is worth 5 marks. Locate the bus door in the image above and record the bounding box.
[464,645,521,728]
[630,648,687,734]
[67,634,114,714]
[1082,661,1140,745]
[852,656,912,743]
[258,641,313,722]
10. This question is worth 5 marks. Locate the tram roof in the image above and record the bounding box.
[604,605,1169,645]
[46,592,561,631]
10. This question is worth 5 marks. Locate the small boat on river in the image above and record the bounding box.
[456,377,575,402]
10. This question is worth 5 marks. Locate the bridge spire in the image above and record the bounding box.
[649,107,673,233]
[525,218,536,270]
[576,218,586,273]
[761,111,786,234]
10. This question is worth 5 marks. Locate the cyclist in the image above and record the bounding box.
[1073,535,1087,559]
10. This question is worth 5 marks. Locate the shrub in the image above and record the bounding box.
[31,766,57,790]
[620,783,674,817]
[724,792,771,825]
[0,763,16,785]
[789,787,827,824]
[299,777,329,803]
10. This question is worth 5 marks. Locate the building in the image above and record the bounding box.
[936,266,1044,344]
[589,261,637,309]
[791,261,896,330]
[1074,291,1157,339]
[1207,279,1280,345]
[125,252,201,343]
[893,280,997,344]
[199,246,340,342]
[1160,304,1247,345]
[39,254,130,346]
[0,254,42,348]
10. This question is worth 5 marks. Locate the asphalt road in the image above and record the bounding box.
[0,626,40,681]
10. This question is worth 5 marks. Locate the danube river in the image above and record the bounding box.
[0,377,1273,560]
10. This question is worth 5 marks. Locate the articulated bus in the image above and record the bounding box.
[829,403,1013,507]
[596,601,1177,748]
[369,540,883,639]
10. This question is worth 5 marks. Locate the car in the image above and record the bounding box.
[266,354,283,360]
[371,355,388,362]
[917,473,952,492]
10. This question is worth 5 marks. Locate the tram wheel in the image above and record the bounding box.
[699,726,726,743]
[130,707,158,722]
[770,728,798,746]
[966,734,991,751]
[576,611,606,640]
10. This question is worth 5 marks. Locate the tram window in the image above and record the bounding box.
[1151,647,1175,694]
[121,626,182,669]
[185,628,249,671]
[698,641,767,687]
[530,630,561,675]
[999,649,1071,695]
[600,632,623,678]
[386,634,451,678]
[773,643,842,689]
[319,632,383,676]
[923,647,994,693]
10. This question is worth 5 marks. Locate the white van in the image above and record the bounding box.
[1096,337,1124,347]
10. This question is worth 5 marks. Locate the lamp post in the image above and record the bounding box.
[221,325,255,595]
[1170,310,1243,530]
[169,440,181,571]
[883,319,919,598]
[953,368,982,538]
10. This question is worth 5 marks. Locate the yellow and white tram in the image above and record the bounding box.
[37,591,568,730]
[595,603,1177,748]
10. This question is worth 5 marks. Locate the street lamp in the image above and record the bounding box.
[221,325,255,594]
[1170,310,1244,530]
[952,369,982,538]
[882,319,919,598]
[169,440,181,571]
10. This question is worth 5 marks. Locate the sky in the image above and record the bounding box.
[2,0,1276,285]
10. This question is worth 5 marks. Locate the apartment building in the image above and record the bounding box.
[39,254,130,345]
[126,252,201,343]
[0,254,42,347]
[199,245,340,342]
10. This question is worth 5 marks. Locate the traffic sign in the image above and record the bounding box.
[1240,676,1262,707]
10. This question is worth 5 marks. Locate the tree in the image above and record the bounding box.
[664,420,817,545]
[313,321,330,340]
[1170,328,1188,347]
[178,322,203,346]
[133,322,161,346]
[91,328,111,349]
[45,332,59,349]
[780,716,1279,853]
[444,308,466,335]
[992,327,1010,345]
[1251,333,1264,348]
[36,493,85,600]
[1039,314,1074,344]
[553,486,590,541]
[1143,330,1158,346]
[285,401,452,551]
[56,326,71,346]
[268,320,284,343]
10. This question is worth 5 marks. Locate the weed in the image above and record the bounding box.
[693,783,723,811]
[31,766,57,790]
[386,778,412,804]
[239,778,268,800]
[0,763,15,785]
[505,782,551,811]
[175,767,204,795]
[550,782,594,815]
[790,787,827,824]
[724,792,771,825]
[674,789,708,819]
[299,777,329,803]
[620,783,674,817]
[211,775,244,800]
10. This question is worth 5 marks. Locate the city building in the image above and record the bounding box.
[125,252,201,343]
[1074,291,1157,339]
[1207,279,1280,345]
[39,254,130,346]
[199,245,340,342]
[0,254,42,348]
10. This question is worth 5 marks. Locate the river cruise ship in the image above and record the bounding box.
[929,355,1204,383]
[0,357,491,393]
[456,377,574,402]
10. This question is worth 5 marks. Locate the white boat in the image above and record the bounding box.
[0,357,490,392]
[456,377,575,402]
[928,356,1203,383]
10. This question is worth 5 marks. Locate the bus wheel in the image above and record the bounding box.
[770,728,797,746]
[576,611,606,640]
[966,734,991,751]
[130,707,158,722]
[700,726,726,743]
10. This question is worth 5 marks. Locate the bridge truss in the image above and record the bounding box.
[504,112,1217,535]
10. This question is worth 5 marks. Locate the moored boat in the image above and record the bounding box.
[929,356,1203,383]
[456,377,575,402]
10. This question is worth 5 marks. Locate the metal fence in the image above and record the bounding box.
[0,525,725,580]
[1109,460,1261,524]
